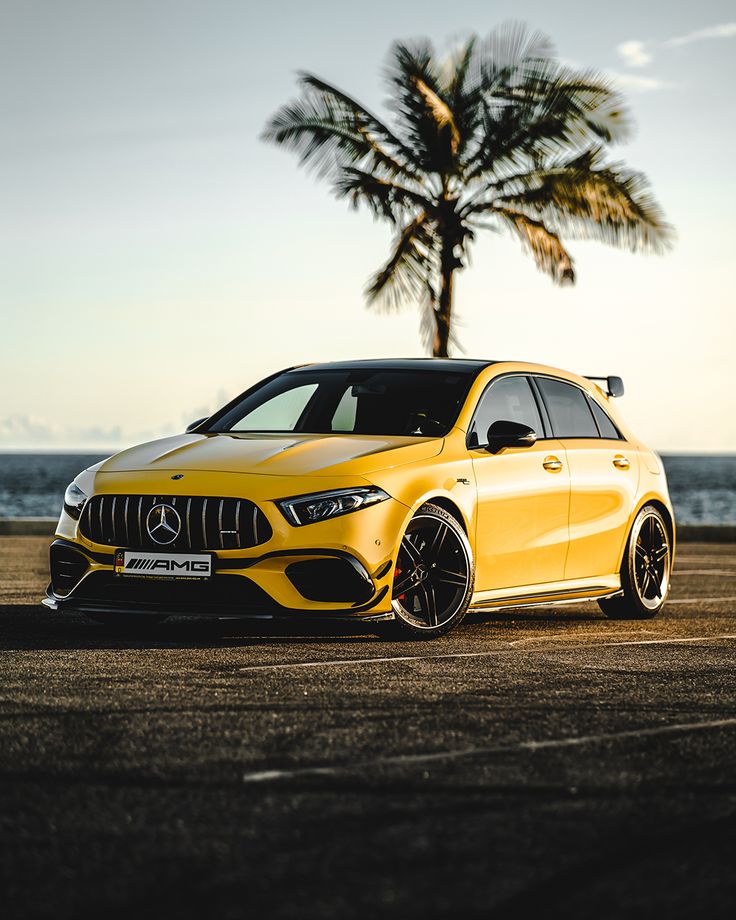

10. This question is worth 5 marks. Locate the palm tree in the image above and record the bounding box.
[264,23,672,356]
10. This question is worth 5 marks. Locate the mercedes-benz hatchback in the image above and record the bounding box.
[46,359,675,637]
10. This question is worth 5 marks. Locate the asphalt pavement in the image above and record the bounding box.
[1,537,735,919]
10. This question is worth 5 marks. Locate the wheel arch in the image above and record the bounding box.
[416,495,469,534]
[619,494,676,569]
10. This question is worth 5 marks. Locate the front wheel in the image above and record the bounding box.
[390,504,475,638]
[599,505,672,620]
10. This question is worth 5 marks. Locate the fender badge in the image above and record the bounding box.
[171,474,184,480]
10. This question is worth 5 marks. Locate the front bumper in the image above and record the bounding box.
[46,481,408,619]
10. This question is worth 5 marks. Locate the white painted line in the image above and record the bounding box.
[507,629,656,646]
[241,717,736,783]
[675,570,736,576]
[518,718,736,750]
[600,634,736,648]
[237,630,736,673]
[237,632,644,672]
[677,556,736,563]
[238,651,490,673]
[666,596,736,604]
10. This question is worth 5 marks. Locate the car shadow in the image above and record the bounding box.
[0,599,605,652]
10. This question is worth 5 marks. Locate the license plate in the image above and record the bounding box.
[114,550,212,580]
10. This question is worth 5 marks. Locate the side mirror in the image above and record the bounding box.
[607,376,624,398]
[486,420,537,454]
[185,417,208,433]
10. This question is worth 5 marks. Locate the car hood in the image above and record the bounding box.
[97,432,443,478]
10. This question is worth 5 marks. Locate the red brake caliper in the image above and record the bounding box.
[395,564,406,602]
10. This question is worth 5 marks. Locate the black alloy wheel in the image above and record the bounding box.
[599,504,672,620]
[391,503,474,637]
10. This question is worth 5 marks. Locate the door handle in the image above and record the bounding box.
[543,456,563,472]
[613,454,630,470]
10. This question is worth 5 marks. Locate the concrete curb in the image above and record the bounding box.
[677,525,736,543]
[0,519,734,542]
[0,518,58,536]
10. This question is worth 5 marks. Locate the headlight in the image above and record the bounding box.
[63,481,88,520]
[277,486,390,526]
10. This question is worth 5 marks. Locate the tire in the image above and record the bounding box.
[598,504,672,620]
[389,503,475,638]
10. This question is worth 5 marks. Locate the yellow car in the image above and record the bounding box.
[45,359,675,637]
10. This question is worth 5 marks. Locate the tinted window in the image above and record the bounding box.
[588,397,621,439]
[536,378,598,438]
[331,388,358,431]
[231,384,318,431]
[212,368,477,437]
[470,376,543,447]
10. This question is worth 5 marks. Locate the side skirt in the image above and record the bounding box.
[469,578,622,613]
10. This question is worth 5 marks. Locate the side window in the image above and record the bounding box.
[230,383,318,431]
[588,397,621,439]
[535,378,598,438]
[470,376,543,447]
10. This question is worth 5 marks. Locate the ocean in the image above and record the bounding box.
[0,451,734,525]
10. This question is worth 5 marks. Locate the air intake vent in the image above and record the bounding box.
[79,495,271,551]
[50,544,89,596]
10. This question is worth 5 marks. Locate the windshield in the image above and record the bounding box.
[209,368,477,437]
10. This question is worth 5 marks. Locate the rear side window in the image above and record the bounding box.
[469,376,543,447]
[588,397,621,439]
[535,377,598,438]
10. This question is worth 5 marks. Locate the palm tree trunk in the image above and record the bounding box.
[433,241,455,357]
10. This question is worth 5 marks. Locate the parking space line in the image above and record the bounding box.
[236,632,638,672]
[241,717,736,783]
[675,570,736,576]
[666,596,736,604]
[237,631,736,673]
[676,556,736,563]
[600,634,736,648]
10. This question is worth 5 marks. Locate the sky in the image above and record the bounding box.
[0,0,734,452]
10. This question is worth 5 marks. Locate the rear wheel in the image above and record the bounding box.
[390,504,474,638]
[599,505,672,620]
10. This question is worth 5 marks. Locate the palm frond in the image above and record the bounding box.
[384,40,460,174]
[263,80,420,184]
[365,213,439,311]
[495,207,575,284]
[334,168,434,223]
[437,38,485,166]
[296,73,425,179]
[463,62,631,180]
[493,148,674,251]
[413,76,461,155]
[472,20,554,90]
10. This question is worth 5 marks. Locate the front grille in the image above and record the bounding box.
[79,494,272,551]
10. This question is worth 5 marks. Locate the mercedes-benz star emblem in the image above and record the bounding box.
[146,503,181,545]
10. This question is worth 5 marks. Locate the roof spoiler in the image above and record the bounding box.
[584,375,624,397]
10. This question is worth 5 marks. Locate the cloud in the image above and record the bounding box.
[614,22,736,79]
[0,414,176,449]
[606,71,672,93]
[665,22,736,47]
[0,414,125,447]
[617,40,652,67]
